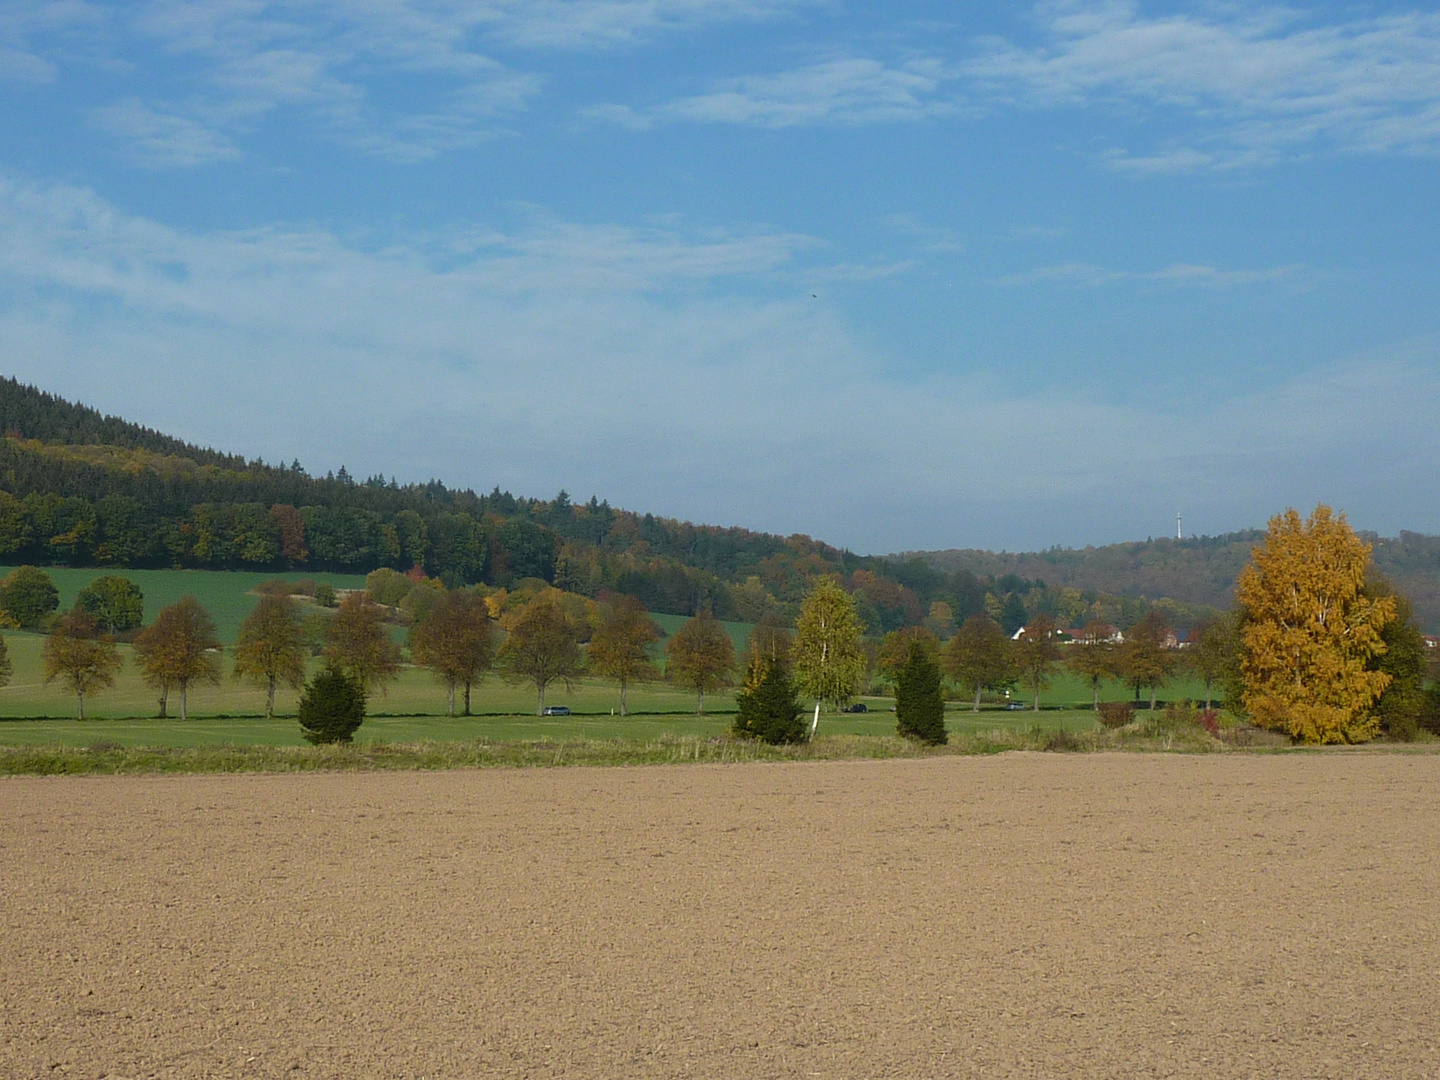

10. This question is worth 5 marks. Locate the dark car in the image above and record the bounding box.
[542,706,571,716]
[842,703,869,713]
[1004,701,1027,711]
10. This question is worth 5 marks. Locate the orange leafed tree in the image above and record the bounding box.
[1236,505,1395,744]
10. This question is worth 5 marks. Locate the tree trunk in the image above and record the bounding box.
[157,684,168,719]
[1033,681,1041,712]
[1149,686,1158,712]
[266,676,276,719]
[447,683,455,717]
[697,688,704,716]
[1092,679,1100,711]
[464,683,472,716]
[1203,679,1212,711]
[77,692,85,721]
[810,701,821,738]
[536,683,545,716]
[973,687,981,713]
[619,682,628,718]
[180,682,189,722]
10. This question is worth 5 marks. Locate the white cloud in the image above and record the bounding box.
[968,1,1440,167]
[995,260,1306,288]
[0,174,1433,551]
[0,0,102,83]
[91,97,240,167]
[592,56,958,128]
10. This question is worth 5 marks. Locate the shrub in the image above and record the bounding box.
[1096,701,1134,729]
[297,668,366,745]
[1198,708,1221,736]
[733,660,806,744]
[314,583,338,608]
[1043,729,1082,752]
[0,566,59,629]
[258,578,317,598]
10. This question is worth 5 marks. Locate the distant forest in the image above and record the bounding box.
[5,375,1433,633]
[908,530,1440,633]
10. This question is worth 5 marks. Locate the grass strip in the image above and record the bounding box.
[0,725,1246,776]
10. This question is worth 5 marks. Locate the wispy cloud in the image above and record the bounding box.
[968,1,1440,167]
[1,174,1431,551]
[481,0,812,50]
[91,97,239,167]
[994,260,1307,288]
[0,0,103,82]
[589,56,959,129]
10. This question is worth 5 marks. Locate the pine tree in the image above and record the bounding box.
[895,641,947,745]
[733,659,806,744]
[297,668,367,744]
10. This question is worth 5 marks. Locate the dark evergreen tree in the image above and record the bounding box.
[895,640,947,745]
[733,660,806,744]
[999,592,1028,636]
[297,667,367,745]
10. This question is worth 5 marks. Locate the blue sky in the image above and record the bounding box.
[2,1,1438,553]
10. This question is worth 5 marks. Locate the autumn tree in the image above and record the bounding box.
[75,575,145,634]
[133,597,222,721]
[1365,578,1430,741]
[792,580,867,730]
[0,631,12,688]
[232,594,307,718]
[1013,613,1060,712]
[1065,619,1120,710]
[1116,610,1179,712]
[497,596,581,715]
[895,640,947,745]
[41,611,122,719]
[1187,613,1242,711]
[665,609,735,715]
[323,593,402,693]
[742,614,794,685]
[587,595,660,716]
[411,591,495,716]
[943,614,1015,712]
[1237,505,1395,744]
[876,626,941,681]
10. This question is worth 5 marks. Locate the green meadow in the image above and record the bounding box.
[0,567,1225,749]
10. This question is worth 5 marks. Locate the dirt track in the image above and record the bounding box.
[3,753,1439,1079]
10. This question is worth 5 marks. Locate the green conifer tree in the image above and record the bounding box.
[733,659,806,744]
[895,640,947,745]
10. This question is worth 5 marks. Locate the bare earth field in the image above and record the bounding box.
[3,754,1438,1079]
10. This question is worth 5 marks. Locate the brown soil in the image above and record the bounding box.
[3,753,1439,1079]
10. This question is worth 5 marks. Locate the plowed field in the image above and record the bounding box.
[3,753,1438,1078]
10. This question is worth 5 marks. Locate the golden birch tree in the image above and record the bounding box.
[1236,505,1395,744]
[791,579,867,728]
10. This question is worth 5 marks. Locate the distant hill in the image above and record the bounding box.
[902,530,1440,632]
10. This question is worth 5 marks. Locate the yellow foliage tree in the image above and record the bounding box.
[1236,505,1395,744]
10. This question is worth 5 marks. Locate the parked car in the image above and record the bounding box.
[842,703,869,714]
[1004,701,1027,711]
[542,705,571,716]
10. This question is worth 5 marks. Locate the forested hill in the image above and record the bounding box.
[905,531,1440,632]
[0,376,925,626]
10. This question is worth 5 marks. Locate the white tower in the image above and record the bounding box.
[1176,512,1182,540]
